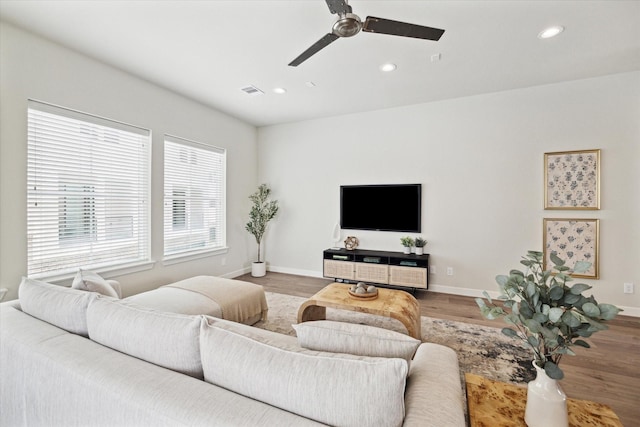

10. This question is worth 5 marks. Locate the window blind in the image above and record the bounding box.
[27,100,151,278]
[164,135,226,257]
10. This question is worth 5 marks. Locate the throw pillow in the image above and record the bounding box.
[87,296,203,378]
[293,320,421,362]
[18,276,96,337]
[105,279,122,298]
[71,269,119,298]
[200,318,408,427]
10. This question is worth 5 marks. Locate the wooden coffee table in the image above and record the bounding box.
[465,373,622,427]
[296,283,422,339]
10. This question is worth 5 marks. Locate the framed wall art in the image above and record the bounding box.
[543,218,599,279]
[544,149,600,210]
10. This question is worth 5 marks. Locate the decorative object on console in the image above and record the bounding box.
[543,218,599,279]
[348,282,377,299]
[544,149,600,210]
[343,235,359,250]
[245,184,279,277]
[400,236,414,254]
[476,251,621,426]
[414,237,427,255]
[331,223,341,248]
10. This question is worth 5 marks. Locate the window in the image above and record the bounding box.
[164,135,226,257]
[27,100,151,278]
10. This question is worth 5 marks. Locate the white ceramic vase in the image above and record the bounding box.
[415,247,424,255]
[403,247,411,254]
[251,261,266,277]
[525,362,568,427]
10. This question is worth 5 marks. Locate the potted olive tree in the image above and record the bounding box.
[476,250,621,427]
[245,184,279,277]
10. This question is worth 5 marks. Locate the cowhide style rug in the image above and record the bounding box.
[253,291,535,386]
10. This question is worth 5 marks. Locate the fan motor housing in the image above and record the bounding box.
[332,13,362,38]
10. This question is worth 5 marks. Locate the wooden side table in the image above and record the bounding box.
[297,283,422,339]
[465,373,622,427]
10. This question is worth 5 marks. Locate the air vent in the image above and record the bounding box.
[240,85,264,96]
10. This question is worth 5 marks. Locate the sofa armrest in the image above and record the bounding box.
[403,343,466,427]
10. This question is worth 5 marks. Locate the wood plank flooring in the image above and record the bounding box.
[237,271,640,426]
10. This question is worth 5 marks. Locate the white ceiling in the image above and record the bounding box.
[1,0,639,127]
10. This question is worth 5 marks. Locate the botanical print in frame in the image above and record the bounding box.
[543,218,599,279]
[544,149,600,209]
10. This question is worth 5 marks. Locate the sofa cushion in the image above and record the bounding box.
[18,276,96,337]
[87,296,203,378]
[293,320,421,362]
[200,318,408,427]
[71,269,119,298]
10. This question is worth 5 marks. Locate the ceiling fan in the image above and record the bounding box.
[288,0,445,67]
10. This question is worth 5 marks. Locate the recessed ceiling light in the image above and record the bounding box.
[538,25,564,39]
[273,87,287,94]
[379,63,397,72]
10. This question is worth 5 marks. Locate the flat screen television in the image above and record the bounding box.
[340,184,422,232]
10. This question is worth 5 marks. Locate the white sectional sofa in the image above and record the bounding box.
[0,277,466,427]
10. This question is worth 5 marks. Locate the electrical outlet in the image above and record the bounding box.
[447,267,454,276]
[220,257,226,266]
[624,283,634,294]
[430,266,436,274]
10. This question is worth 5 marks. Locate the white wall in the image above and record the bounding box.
[258,71,640,314]
[0,22,258,299]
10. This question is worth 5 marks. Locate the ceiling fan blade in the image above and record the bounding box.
[363,16,445,41]
[325,0,351,15]
[288,33,340,67]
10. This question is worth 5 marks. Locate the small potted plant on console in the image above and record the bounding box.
[400,236,414,254]
[414,237,427,255]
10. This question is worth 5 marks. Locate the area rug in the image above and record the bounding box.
[253,292,535,385]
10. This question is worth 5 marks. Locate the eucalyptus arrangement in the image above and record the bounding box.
[476,250,621,380]
[245,184,279,264]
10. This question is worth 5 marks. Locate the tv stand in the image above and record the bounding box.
[323,248,429,290]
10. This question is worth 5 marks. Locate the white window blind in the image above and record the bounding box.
[164,135,226,257]
[27,100,151,278]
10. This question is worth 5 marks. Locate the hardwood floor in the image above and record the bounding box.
[238,271,640,426]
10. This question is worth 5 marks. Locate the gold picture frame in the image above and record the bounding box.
[543,218,599,279]
[544,149,600,210]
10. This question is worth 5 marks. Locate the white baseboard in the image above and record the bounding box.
[265,266,640,318]
[224,267,251,279]
[268,265,324,279]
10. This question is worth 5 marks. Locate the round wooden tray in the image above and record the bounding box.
[348,289,378,300]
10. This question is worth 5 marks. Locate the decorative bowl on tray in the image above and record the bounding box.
[348,282,378,299]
